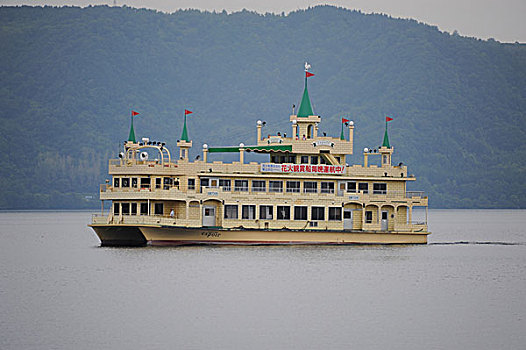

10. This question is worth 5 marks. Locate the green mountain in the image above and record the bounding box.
[1,5,525,209]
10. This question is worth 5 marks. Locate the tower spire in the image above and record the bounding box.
[128,110,139,142]
[297,63,314,117]
[181,109,192,142]
[128,116,136,142]
[382,117,392,148]
[181,115,189,141]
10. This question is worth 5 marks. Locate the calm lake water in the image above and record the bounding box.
[1,209,525,349]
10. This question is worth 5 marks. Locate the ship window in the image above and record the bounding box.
[131,203,137,215]
[154,203,164,215]
[358,182,369,194]
[121,203,130,215]
[271,155,279,163]
[140,178,150,189]
[219,179,231,191]
[310,156,318,165]
[288,156,296,163]
[113,178,120,188]
[301,156,309,164]
[200,178,209,188]
[280,155,286,163]
[277,206,290,220]
[286,181,300,193]
[140,203,148,215]
[234,180,249,192]
[269,181,283,193]
[164,177,173,190]
[373,183,387,195]
[304,181,317,193]
[329,207,342,221]
[346,182,356,193]
[224,205,238,219]
[321,182,335,194]
[335,156,341,164]
[131,178,138,188]
[122,178,130,188]
[242,205,256,220]
[311,207,325,221]
[294,206,307,220]
[365,211,373,224]
[155,178,162,189]
[320,156,327,165]
[260,205,273,220]
[188,178,195,190]
[307,125,313,138]
[113,203,119,215]
[252,180,266,192]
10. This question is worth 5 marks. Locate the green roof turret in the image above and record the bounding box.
[297,77,313,117]
[128,117,136,143]
[181,115,189,142]
[382,117,393,148]
[297,63,315,117]
[128,110,139,143]
[181,109,192,142]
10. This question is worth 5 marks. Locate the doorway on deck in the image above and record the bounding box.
[344,209,353,230]
[202,206,216,227]
[381,210,388,231]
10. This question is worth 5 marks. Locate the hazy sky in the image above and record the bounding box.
[1,0,525,42]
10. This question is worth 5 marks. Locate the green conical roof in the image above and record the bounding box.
[382,122,390,148]
[128,116,136,143]
[297,77,313,117]
[181,114,189,142]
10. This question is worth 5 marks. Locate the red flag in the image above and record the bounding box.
[386,116,393,122]
[131,110,139,116]
[342,118,350,123]
[305,71,315,78]
[185,109,192,115]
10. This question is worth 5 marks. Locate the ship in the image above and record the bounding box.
[90,65,430,246]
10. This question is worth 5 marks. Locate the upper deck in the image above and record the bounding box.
[104,63,425,209]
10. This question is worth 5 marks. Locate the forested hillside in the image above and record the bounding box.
[1,5,525,209]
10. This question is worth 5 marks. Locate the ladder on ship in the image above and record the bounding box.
[321,153,339,165]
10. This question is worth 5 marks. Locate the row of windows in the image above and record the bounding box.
[200,179,337,194]
[224,205,342,221]
[113,176,388,195]
[113,202,164,215]
[113,202,393,225]
[199,178,388,195]
[347,182,387,194]
[113,177,179,190]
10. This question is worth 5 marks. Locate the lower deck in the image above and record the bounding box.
[100,199,428,233]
